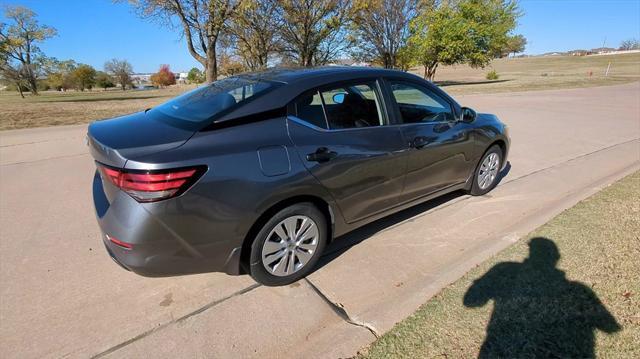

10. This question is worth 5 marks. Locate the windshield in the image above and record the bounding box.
[152,77,273,124]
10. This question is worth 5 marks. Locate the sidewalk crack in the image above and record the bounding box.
[305,278,380,339]
[90,283,261,358]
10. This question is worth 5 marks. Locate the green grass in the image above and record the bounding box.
[360,171,640,358]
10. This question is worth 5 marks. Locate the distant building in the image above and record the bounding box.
[568,49,591,56]
[131,73,152,85]
[588,49,640,56]
[176,72,189,84]
[133,71,189,85]
[328,58,355,66]
[328,59,371,67]
[590,47,616,54]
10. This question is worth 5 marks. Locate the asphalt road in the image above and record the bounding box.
[1,83,639,358]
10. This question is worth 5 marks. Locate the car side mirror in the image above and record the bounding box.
[461,107,477,123]
[332,93,346,104]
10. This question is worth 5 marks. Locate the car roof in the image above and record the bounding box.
[237,66,412,84]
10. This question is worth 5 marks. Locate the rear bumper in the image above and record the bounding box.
[93,170,245,277]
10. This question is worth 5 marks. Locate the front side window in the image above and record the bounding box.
[153,77,273,125]
[295,81,384,130]
[389,81,455,123]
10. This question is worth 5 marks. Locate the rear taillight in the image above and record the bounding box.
[97,163,206,203]
[106,234,133,250]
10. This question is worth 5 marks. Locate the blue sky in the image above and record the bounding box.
[3,0,640,73]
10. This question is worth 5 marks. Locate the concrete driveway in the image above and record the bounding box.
[1,83,638,358]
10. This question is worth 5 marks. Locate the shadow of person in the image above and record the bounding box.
[463,237,620,358]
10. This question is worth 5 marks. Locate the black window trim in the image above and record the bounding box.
[290,77,391,132]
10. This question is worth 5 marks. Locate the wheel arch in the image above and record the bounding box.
[491,138,507,158]
[466,137,508,191]
[239,194,335,272]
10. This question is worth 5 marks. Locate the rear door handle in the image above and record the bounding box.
[306,147,338,163]
[410,136,430,149]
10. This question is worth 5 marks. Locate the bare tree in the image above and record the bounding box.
[0,6,56,95]
[229,0,281,70]
[278,0,350,67]
[619,38,639,51]
[350,0,418,69]
[123,0,243,82]
[104,58,133,90]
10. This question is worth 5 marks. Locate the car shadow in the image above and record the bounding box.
[316,161,511,270]
[317,189,466,269]
[463,237,620,357]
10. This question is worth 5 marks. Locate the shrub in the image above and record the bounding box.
[486,70,499,80]
[187,67,204,84]
[95,71,115,90]
[150,64,176,87]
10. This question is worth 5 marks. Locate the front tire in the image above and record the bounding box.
[470,145,503,196]
[249,203,327,286]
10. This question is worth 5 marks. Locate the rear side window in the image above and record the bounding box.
[295,81,384,130]
[294,92,327,129]
[389,81,455,123]
[153,77,273,125]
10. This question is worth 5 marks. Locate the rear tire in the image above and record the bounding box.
[249,203,327,286]
[470,145,503,196]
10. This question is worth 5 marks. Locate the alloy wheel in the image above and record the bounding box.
[477,152,500,190]
[261,215,319,277]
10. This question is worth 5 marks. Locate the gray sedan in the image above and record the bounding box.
[88,67,509,286]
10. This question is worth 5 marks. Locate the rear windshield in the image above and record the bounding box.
[152,77,273,126]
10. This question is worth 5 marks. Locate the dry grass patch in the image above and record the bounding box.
[0,85,195,130]
[413,52,640,95]
[360,171,640,358]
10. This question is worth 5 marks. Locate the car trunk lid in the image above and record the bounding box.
[87,110,195,168]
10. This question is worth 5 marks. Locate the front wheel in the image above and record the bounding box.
[249,203,327,286]
[470,145,503,196]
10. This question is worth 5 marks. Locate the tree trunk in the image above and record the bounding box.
[423,62,438,81]
[205,45,218,83]
[27,73,38,95]
[302,50,313,67]
[383,53,394,69]
[20,63,38,95]
[16,82,25,99]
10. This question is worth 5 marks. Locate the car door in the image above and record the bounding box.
[385,79,475,203]
[287,79,407,223]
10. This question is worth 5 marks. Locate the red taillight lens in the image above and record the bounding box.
[106,234,133,250]
[98,164,205,202]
